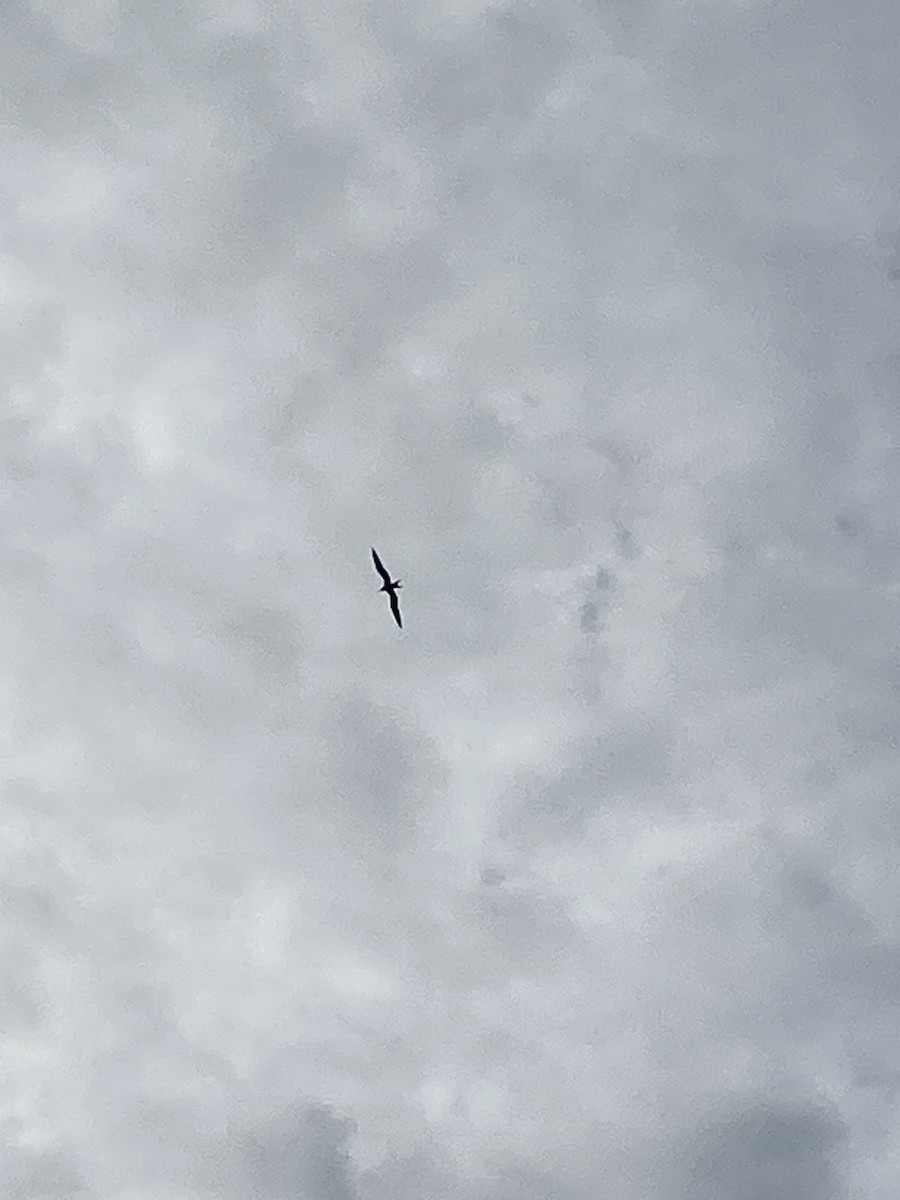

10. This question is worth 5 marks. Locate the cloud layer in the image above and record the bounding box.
[3,0,900,1196]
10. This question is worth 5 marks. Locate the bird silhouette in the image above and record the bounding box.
[371,547,403,628]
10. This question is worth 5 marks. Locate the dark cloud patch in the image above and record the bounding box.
[405,6,576,139]
[467,884,586,984]
[665,1097,848,1200]
[579,599,599,634]
[217,602,301,683]
[595,566,614,592]
[1,1147,92,1200]
[331,695,441,824]
[500,715,674,845]
[580,565,615,632]
[835,509,865,539]
[613,520,639,560]
[133,1100,363,1200]
[479,865,506,888]
[219,1103,359,1200]
[358,1145,458,1200]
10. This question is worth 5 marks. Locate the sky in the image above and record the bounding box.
[2,0,900,1196]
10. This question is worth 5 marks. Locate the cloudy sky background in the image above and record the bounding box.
[3,0,900,1196]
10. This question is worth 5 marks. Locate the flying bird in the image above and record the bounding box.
[371,547,403,629]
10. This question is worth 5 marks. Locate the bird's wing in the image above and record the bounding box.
[371,547,391,585]
[389,592,403,629]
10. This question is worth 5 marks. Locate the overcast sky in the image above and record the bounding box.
[3,0,900,1197]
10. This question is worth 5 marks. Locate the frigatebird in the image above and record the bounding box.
[371,548,403,628]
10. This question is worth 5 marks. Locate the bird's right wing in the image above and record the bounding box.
[371,547,391,585]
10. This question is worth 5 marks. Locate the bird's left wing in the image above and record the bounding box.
[389,592,403,629]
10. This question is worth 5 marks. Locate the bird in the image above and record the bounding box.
[371,547,403,628]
